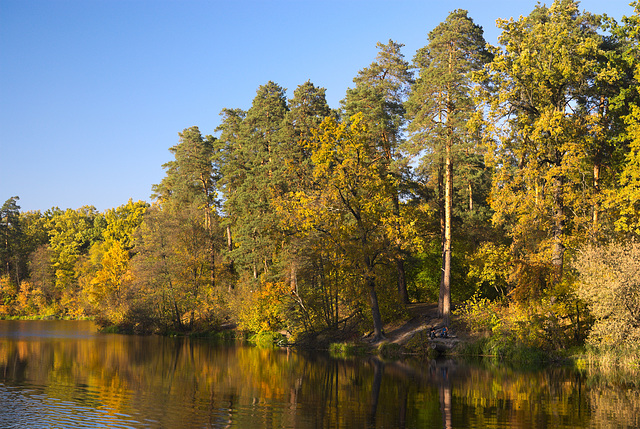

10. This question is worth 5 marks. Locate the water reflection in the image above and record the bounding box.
[0,321,638,428]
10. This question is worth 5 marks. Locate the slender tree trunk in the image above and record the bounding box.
[440,81,453,325]
[442,137,453,326]
[437,163,445,316]
[226,225,235,279]
[202,179,216,288]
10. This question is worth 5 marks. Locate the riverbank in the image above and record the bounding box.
[323,303,639,378]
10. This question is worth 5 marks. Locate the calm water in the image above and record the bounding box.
[0,321,638,428]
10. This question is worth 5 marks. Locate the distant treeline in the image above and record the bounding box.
[2,1,639,353]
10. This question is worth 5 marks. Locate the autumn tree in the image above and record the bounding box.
[78,200,148,323]
[46,206,100,315]
[575,241,640,349]
[606,2,640,237]
[477,0,605,291]
[342,40,414,304]
[280,81,334,307]
[406,10,491,324]
[129,206,184,330]
[279,114,400,340]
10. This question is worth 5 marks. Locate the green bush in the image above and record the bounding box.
[248,331,287,348]
[329,342,367,358]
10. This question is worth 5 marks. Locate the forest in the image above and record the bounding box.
[1,0,639,362]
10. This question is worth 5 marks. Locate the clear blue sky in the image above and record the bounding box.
[0,0,632,213]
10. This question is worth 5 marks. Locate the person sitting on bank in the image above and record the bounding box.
[441,326,448,338]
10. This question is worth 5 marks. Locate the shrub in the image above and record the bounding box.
[329,342,367,358]
[575,242,640,350]
[249,331,287,348]
[454,292,503,333]
[232,277,293,334]
[377,342,404,359]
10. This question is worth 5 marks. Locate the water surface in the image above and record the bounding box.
[0,320,637,428]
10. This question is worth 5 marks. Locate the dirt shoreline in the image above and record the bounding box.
[360,302,473,356]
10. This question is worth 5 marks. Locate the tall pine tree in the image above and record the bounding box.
[219,82,289,279]
[153,126,221,287]
[406,10,491,324]
[342,40,414,304]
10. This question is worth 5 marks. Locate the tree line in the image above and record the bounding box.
[2,0,639,351]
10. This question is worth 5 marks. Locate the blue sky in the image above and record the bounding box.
[0,0,633,213]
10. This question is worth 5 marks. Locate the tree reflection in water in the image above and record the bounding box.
[0,321,639,428]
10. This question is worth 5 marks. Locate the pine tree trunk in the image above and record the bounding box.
[209,239,216,288]
[226,225,235,274]
[440,78,453,326]
[442,137,453,326]
[437,164,445,316]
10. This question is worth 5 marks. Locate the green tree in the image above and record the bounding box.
[0,197,22,285]
[215,107,246,272]
[342,40,414,304]
[280,81,334,311]
[406,10,491,324]
[153,127,221,287]
[218,82,289,279]
[284,81,334,189]
[46,206,100,315]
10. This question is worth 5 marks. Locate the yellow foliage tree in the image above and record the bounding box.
[611,104,640,235]
[277,113,407,340]
[477,0,606,289]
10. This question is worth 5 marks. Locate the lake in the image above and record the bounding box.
[0,320,637,428]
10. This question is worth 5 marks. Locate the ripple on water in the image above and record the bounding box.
[0,383,151,428]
